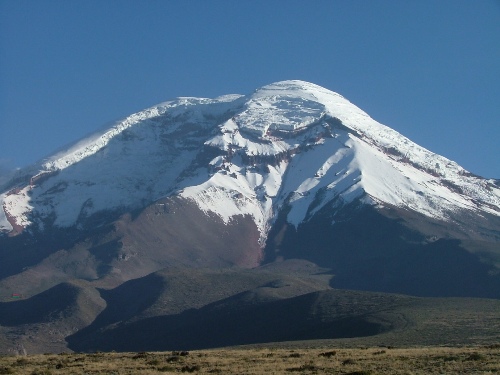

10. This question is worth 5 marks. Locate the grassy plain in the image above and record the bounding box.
[0,345,499,374]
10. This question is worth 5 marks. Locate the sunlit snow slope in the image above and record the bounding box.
[1,81,499,242]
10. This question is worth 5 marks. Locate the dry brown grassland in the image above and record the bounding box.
[0,345,499,374]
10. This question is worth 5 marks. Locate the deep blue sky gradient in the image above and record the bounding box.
[1,0,499,178]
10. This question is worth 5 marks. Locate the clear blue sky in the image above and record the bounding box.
[1,0,499,178]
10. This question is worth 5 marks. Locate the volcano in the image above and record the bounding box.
[1,81,499,353]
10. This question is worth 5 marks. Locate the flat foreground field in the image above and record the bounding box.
[0,346,499,374]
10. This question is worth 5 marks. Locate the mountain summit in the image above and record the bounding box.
[1,80,499,297]
[2,81,498,234]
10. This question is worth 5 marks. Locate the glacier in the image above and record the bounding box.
[1,80,499,241]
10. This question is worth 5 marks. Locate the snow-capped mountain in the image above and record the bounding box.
[1,80,499,237]
[1,80,499,299]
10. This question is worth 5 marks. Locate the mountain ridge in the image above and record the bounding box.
[2,80,498,240]
[1,80,499,294]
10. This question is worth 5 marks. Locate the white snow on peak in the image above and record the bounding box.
[40,94,241,172]
[183,80,500,230]
[252,80,347,103]
[1,80,499,239]
[233,80,349,137]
